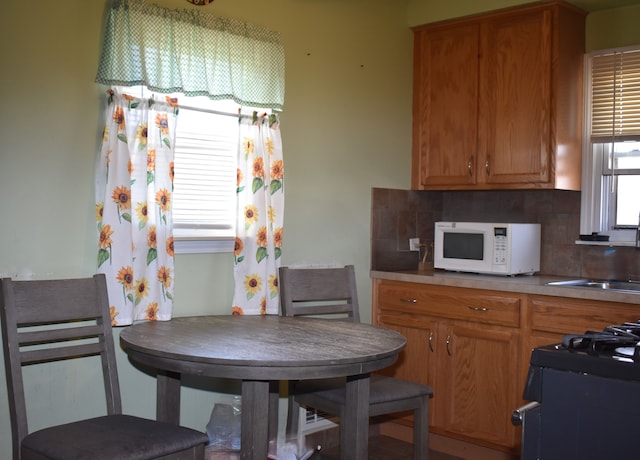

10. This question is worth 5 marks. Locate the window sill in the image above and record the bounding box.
[174,238,234,254]
[575,240,638,247]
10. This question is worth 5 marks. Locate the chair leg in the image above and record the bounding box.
[285,392,301,438]
[268,380,280,453]
[287,396,310,457]
[413,396,430,460]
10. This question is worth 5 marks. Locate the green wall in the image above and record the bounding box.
[407,0,525,24]
[0,0,413,452]
[585,4,640,51]
[1,0,639,456]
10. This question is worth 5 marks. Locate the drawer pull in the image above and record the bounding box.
[446,335,452,356]
[400,298,417,303]
[428,331,434,352]
[468,306,489,312]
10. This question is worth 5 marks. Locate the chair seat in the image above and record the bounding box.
[21,414,209,460]
[294,374,433,412]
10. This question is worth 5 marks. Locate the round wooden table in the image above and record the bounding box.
[120,315,406,460]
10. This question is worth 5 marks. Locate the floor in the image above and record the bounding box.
[205,434,463,460]
[309,435,463,460]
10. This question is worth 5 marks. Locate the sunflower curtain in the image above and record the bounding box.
[232,113,284,315]
[96,89,179,325]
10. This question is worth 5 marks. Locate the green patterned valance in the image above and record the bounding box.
[96,0,285,110]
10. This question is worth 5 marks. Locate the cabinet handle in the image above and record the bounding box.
[468,159,473,176]
[428,331,434,352]
[446,335,452,356]
[485,159,490,176]
[468,306,489,312]
[400,298,417,303]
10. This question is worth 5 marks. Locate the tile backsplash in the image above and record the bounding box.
[371,187,640,280]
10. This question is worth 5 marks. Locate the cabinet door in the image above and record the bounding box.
[434,321,519,448]
[377,315,435,387]
[479,8,551,185]
[413,23,479,187]
[377,315,437,424]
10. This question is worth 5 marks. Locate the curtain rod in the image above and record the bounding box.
[178,103,272,120]
[112,86,274,119]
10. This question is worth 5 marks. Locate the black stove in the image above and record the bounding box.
[526,321,640,390]
[516,321,640,460]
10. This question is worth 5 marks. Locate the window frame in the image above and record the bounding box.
[174,238,235,254]
[580,45,640,245]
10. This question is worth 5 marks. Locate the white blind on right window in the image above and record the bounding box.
[591,47,640,142]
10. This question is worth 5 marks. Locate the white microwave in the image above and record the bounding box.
[434,222,541,276]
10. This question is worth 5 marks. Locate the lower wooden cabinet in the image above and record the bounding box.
[434,322,519,447]
[373,279,523,451]
[373,278,640,455]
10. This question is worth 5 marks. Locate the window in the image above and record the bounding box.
[116,86,261,254]
[580,45,640,243]
[172,100,240,254]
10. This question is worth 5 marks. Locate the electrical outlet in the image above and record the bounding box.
[409,238,420,251]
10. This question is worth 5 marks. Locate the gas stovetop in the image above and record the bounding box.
[529,321,640,381]
[562,321,640,360]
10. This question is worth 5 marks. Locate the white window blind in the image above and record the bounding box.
[591,47,640,142]
[172,107,238,240]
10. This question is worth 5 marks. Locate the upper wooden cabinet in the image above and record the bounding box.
[411,1,586,190]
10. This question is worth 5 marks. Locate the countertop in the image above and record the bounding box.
[371,270,640,305]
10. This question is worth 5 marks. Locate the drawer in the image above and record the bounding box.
[530,295,639,334]
[377,280,521,327]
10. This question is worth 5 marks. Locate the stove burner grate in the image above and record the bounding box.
[561,321,640,361]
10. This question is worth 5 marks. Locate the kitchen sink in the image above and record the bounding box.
[546,279,640,293]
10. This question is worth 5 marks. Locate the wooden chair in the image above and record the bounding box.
[279,265,433,460]
[0,274,209,460]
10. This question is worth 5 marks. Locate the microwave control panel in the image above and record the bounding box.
[493,227,508,265]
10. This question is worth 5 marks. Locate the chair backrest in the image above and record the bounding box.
[0,274,121,457]
[278,265,360,322]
